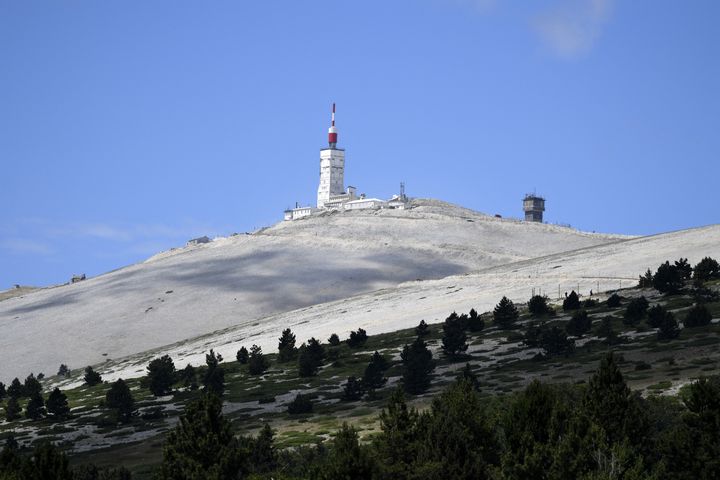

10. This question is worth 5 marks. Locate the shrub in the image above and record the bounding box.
[623,296,649,325]
[287,394,313,414]
[203,349,225,395]
[565,310,592,336]
[347,328,369,348]
[494,297,519,329]
[684,304,712,328]
[328,333,341,346]
[528,295,551,317]
[595,316,619,345]
[563,291,581,311]
[675,258,693,280]
[539,326,575,357]
[583,298,598,309]
[606,293,622,308]
[57,364,70,377]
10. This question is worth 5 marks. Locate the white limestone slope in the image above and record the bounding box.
[86,223,718,387]
[0,199,624,381]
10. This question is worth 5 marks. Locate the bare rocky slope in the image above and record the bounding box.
[0,199,626,381]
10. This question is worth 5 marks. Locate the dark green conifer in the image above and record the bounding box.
[467,308,485,332]
[562,290,581,311]
[147,355,176,396]
[46,388,70,419]
[105,379,135,423]
[415,320,429,337]
[363,351,389,391]
[401,337,434,395]
[159,394,247,480]
[685,304,712,327]
[441,311,468,359]
[658,311,681,340]
[202,349,225,395]
[494,296,519,328]
[83,366,102,387]
[277,328,297,363]
[342,376,365,401]
[25,391,45,420]
[320,423,376,480]
[565,310,591,336]
[247,344,269,375]
[4,395,21,421]
[236,346,249,364]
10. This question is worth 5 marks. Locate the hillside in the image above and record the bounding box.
[85,222,719,386]
[0,199,624,381]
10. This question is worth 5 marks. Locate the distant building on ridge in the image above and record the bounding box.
[523,194,545,223]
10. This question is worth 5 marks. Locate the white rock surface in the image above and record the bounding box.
[0,199,710,383]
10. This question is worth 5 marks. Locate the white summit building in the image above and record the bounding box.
[284,104,407,221]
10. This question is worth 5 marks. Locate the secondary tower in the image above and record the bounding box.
[317,103,346,208]
[523,194,545,222]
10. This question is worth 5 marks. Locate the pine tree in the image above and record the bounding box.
[375,387,419,479]
[342,376,365,401]
[415,320,429,337]
[320,423,376,480]
[46,388,70,419]
[347,328,369,348]
[179,364,198,390]
[583,352,648,446]
[653,261,684,294]
[202,349,225,395]
[606,293,622,308]
[675,258,693,280]
[416,379,500,479]
[247,344,269,375]
[565,310,591,336]
[298,338,325,377]
[25,391,45,420]
[401,337,434,395]
[57,364,70,377]
[456,362,480,391]
[250,423,277,474]
[467,308,485,332]
[147,355,176,396]
[4,396,21,421]
[502,380,557,479]
[638,268,654,288]
[362,351,389,391]
[28,441,73,480]
[0,382,5,400]
[159,394,248,480]
[657,311,680,341]
[106,379,135,423]
[563,291,581,311]
[494,296,519,329]
[441,312,468,359]
[277,328,297,363]
[328,333,340,346]
[83,366,102,387]
[623,296,649,325]
[693,257,720,283]
[24,374,42,397]
[7,377,25,398]
[539,326,575,357]
[236,346,249,364]
[528,295,551,317]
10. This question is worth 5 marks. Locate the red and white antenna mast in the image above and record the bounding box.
[328,102,338,148]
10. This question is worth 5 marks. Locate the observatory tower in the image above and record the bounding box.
[317,103,346,208]
[523,194,545,222]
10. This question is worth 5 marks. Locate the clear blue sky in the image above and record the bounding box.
[1,0,719,287]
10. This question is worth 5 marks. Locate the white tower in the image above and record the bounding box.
[317,103,346,208]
